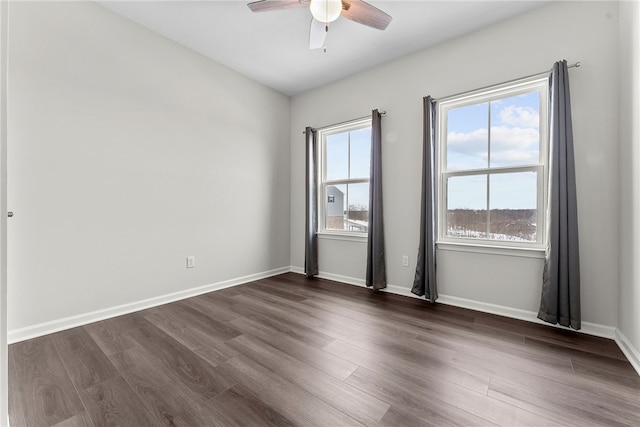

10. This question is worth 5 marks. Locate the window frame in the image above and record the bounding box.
[317,117,372,238]
[436,76,550,251]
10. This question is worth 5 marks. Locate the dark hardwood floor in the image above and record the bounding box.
[8,273,640,426]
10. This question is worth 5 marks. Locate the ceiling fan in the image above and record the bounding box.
[247,0,392,50]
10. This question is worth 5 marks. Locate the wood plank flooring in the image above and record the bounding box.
[8,273,640,426]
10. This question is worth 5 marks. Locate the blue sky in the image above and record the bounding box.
[447,91,540,210]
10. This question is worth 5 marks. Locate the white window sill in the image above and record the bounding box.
[437,241,546,259]
[317,232,368,243]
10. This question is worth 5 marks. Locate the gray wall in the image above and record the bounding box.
[290,1,621,328]
[1,0,8,422]
[7,1,291,332]
[618,0,640,364]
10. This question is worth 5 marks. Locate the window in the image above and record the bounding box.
[437,77,549,249]
[318,117,372,234]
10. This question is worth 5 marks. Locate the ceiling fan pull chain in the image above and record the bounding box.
[324,22,328,53]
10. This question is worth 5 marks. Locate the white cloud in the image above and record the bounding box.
[498,105,539,128]
[447,126,539,166]
[491,126,538,149]
[448,128,488,144]
[447,129,488,152]
[447,129,488,167]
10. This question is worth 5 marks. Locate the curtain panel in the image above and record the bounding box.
[305,127,319,277]
[366,110,387,289]
[412,96,438,302]
[538,60,581,329]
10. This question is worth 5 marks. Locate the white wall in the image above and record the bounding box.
[618,0,640,364]
[7,1,291,333]
[1,0,8,422]
[290,1,620,328]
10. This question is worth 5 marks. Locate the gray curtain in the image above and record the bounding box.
[305,127,319,277]
[412,96,438,302]
[538,60,580,329]
[366,110,386,290]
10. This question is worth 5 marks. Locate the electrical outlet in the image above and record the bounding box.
[402,255,409,267]
[186,256,195,268]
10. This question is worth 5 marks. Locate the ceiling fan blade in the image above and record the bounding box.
[309,18,326,49]
[341,0,392,30]
[248,0,309,13]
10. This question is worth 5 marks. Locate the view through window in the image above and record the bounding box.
[319,118,372,234]
[438,77,549,247]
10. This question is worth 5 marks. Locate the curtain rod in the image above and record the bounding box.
[435,61,581,103]
[303,111,386,134]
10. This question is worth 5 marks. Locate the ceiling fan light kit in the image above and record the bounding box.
[309,0,342,24]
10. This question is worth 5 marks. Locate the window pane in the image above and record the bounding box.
[489,172,537,241]
[324,183,369,232]
[346,183,369,232]
[447,175,487,239]
[490,91,540,168]
[349,127,371,179]
[326,132,348,181]
[446,103,488,171]
[438,78,548,247]
[325,184,346,230]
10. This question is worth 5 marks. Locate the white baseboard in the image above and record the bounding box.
[288,268,617,340]
[12,265,637,377]
[317,271,365,287]
[292,268,640,371]
[7,266,290,344]
[435,294,616,339]
[304,268,640,376]
[289,265,305,275]
[615,329,640,376]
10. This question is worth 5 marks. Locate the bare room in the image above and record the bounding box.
[0,0,639,425]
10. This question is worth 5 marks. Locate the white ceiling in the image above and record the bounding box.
[98,0,547,96]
